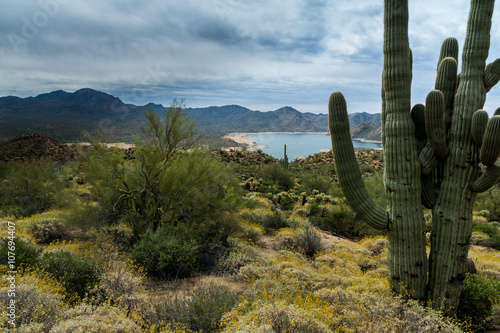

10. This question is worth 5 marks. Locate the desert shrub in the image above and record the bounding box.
[234,221,264,245]
[130,224,198,280]
[472,221,500,250]
[272,192,296,211]
[310,208,381,239]
[50,303,142,333]
[154,281,240,333]
[483,234,500,250]
[85,150,241,238]
[239,207,289,231]
[258,163,295,190]
[216,237,264,276]
[82,103,240,240]
[103,222,135,251]
[360,163,375,173]
[474,186,500,221]
[457,273,500,330]
[40,249,99,303]
[223,300,332,333]
[298,171,331,195]
[274,224,323,257]
[485,304,500,331]
[0,160,66,217]
[91,261,146,314]
[27,218,70,244]
[0,237,40,269]
[0,269,66,332]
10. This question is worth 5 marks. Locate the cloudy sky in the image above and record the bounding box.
[1,0,500,114]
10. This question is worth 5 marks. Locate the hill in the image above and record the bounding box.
[351,121,382,142]
[0,133,75,163]
[0,88,381,141]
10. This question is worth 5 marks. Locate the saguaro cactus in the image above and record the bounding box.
[329,0,500,312]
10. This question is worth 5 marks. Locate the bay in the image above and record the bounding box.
[248,133,382,161]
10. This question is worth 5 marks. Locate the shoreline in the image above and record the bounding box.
[223,132,383,150]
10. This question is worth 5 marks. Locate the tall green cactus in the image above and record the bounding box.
[328,0,500,313]
[280,144,289,170]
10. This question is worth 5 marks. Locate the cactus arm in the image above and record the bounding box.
[328,92,388,230]
[484,58,500,92]
[479,115,500,166]
[471,110,489,146]
[425,90,449,158]
[437,37,459,70]
[495,107,500,116]
[435,57,458,128]
[470,165,500,192]
[411,104,427,152]
[420,143,440,175]
[421,173,438,209]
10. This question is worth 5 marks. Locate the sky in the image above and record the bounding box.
[1,0,500,115]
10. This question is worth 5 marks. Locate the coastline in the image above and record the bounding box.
[223,132,329,150]
[224,132,383,149]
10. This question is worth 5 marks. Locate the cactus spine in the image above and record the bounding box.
[328,0,500,313]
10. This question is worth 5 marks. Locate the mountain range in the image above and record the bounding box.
[0,88,381,142]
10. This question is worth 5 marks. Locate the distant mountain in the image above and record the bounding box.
[0,88,381,142]
[184,105,326,133]
[351,121,382,142]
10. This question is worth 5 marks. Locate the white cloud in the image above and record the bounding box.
[0,0,499,115]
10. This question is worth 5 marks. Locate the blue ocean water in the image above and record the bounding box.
[248,133,382,161]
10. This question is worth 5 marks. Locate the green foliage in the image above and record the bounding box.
[258,163,295,191]
[239,207,290,231]
[40,249,99,303]
[297,171,332,195]
[0,237,40,269]
[130,224,198,280]
[274,224,324,257]
[457,273,500,330]
[154,282,240,332]
[472,221,500,250]
[82,102,240,238]
[0,160,66,217]
[27,218,71,245]
[474,186,500,221]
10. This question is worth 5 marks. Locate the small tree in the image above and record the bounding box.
[83,100,239,238]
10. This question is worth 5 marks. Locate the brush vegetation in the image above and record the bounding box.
[0,104,499,332]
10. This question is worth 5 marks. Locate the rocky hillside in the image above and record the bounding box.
[0,89,382,142]
[0,133,76,163]
[350,121,382,142]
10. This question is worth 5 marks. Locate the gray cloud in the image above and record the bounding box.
[1,0,500,115]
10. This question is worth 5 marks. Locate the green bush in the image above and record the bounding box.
[298,171,331,195]
[457,273,500,330]
[239,208,290,231]
[474,186,500,221]
[472,221,500,250]
[274,224,324,257]
[83,146,241,238]
[0,237,40,269]
[28,218,70,244]
[40,250,99,303]
[154,282,240,332]
[258,164,295,191]
[0,161,66,217]
[130,224,198,280]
